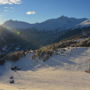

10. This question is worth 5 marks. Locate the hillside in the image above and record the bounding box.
[0,27,90,90]
[0,47,90,90]
[0,16,90,90]
[0,25,90,52]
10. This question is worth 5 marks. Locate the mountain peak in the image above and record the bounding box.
[59,15,69,19]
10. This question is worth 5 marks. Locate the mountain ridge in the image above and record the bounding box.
[3,16,89,31]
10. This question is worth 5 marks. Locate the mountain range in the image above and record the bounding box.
[2,16,90,31]
[0,16,90,54]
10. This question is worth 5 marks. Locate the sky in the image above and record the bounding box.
[0,0,90,24]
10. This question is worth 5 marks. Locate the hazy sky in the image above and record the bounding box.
[0,0,90,24]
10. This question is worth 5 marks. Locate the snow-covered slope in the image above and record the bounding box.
[78,19,90,28]
[1,47,90,72]
[0,47,90,90]
[12,47,90,71]
[0,68,90,90]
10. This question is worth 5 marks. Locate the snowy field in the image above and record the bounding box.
[0,69,90,90]
[0,47,90,90]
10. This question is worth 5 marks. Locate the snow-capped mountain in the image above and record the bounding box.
[77,19,90,28]
[3,16,88,31]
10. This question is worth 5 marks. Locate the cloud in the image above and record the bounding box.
[0,0,21,4]
[26,11,36,15]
